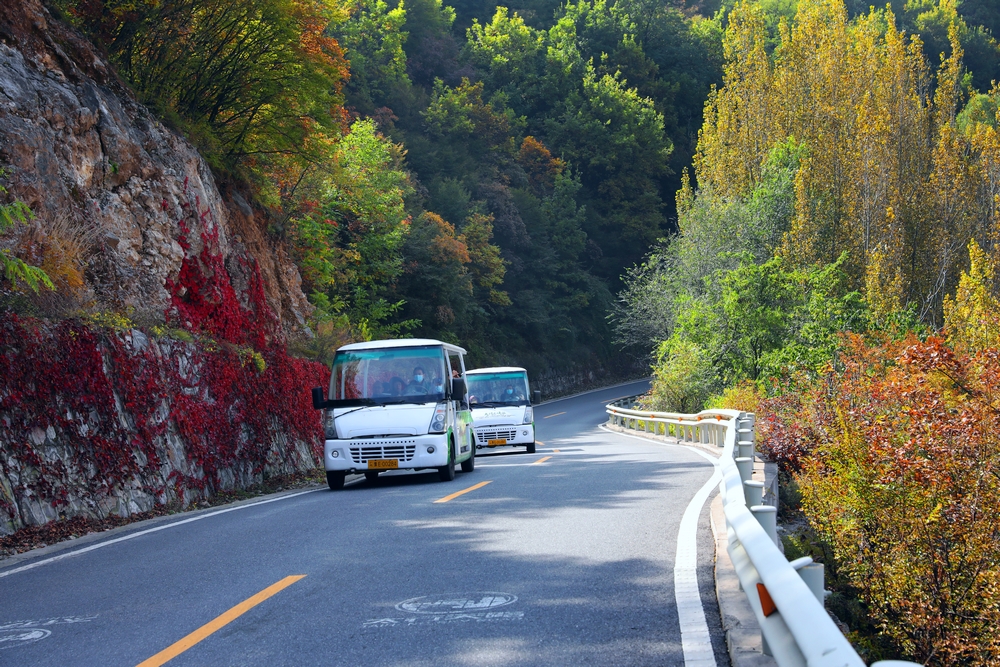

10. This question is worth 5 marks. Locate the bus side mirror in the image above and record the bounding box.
[311,387,326,410]
[532,390,541,405]
[451,378,466,399]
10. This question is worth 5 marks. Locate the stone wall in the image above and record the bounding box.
[0,321,326,537]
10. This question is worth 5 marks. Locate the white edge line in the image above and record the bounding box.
[599,423,721,666]
[0,488,322,579]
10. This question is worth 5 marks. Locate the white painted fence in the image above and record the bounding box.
[606,399,920,667]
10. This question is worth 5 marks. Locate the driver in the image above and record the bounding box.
[503,384,525,401]
[408,366,429,392]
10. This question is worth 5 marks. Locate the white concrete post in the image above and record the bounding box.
[735,457,753,483]
[751,505,778,546]
[744,480,764,508]
[798,563,825,606]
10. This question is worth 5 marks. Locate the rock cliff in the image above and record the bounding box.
[0,0,312,331]
[0,1,327,538]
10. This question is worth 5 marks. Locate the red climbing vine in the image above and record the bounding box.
[0,201,329,528]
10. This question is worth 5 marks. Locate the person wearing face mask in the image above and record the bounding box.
[503,384,525,402]
[408,366,429,393]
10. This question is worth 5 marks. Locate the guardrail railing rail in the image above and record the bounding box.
[606,398,920,667]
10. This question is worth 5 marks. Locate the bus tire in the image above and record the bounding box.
[438,443,456,482]
[461,445,475,473]
[526,442,536,454]
[327,471,346,490]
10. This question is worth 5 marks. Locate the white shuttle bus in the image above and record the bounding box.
[465,367,536,454]
[312,339,475,490]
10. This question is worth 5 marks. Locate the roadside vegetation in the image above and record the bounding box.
[30,0,725,375]
[614,0,1000,663]
[4,0,1000,659]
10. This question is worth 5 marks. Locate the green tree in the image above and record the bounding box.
[0,175,52,294]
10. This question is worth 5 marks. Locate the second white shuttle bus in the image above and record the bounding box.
[465,367,535,454]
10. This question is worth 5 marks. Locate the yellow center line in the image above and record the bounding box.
[136,575,306,667]
[553,449,560,453]
[535,440,545,446]
[543,411,566,419]
[531,456,552,465]
[434,480,492,503]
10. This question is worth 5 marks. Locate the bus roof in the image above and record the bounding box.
[466,366,527,375]
[337,338,467,355]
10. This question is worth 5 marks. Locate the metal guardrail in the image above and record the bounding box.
[606,398,920,667]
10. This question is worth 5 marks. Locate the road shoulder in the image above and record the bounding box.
[602,422,776,667]
[0,476,362,573]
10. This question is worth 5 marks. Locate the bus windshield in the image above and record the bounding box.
[467,371,530,407]
[331,346,449,406]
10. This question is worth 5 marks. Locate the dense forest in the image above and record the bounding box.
[22,0,725,376]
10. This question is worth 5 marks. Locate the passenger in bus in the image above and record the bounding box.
[371,381,388,397]
[389,377,406,396]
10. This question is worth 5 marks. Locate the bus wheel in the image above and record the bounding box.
[461,445,475,473]
[327,471,346,490]
[364,471,380,483]
[438,443,456,482]
[526,443,536,454]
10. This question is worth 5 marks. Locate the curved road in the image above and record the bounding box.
[0,379,729,666]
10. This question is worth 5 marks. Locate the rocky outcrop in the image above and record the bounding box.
[0,1,326,537]
[0,0,312,332]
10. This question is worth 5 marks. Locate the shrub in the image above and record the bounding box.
[795,334,1000,665]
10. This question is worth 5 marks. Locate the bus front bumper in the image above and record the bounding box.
[324,434,451,472]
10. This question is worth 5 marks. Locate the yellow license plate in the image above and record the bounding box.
[488,439,507,446]
[368,459,398,469]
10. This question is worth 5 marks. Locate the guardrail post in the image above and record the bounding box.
[798,563,825,605]
[751,505,778,546]
[744,480,764,509]
[735,456,753,483]
[738,439,754,460]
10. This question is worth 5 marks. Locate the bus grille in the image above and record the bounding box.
[350,441,417,463]
[475,429,518,443]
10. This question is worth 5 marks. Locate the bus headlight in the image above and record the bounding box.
[428,402,447,434]
[523,407,533,424]
[324,411,338,439]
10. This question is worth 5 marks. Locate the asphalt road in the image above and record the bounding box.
[0,379,729,667]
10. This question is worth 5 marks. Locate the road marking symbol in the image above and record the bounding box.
[433,481,492,503]
[543,412,566,419]
[530,456,552,465]
[136,575,305,667]
[397,592,517,614]
[0,627,51,649]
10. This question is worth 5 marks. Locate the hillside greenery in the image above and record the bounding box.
[38,0,723,375]
[612,0,1000,661]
